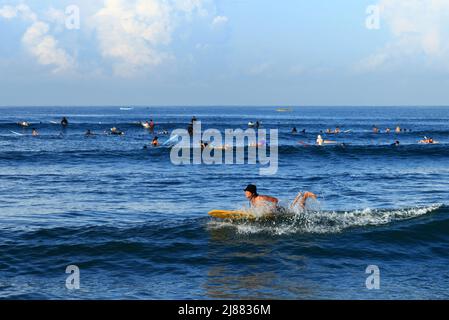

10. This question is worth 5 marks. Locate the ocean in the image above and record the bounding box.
[0,106,448,299]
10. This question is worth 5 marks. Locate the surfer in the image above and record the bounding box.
[32,128,39,136]
[419,137,436,144]
[61,117,68,127]
[149,119,155,132]
[395,126,401,133]
[373,126,379,134]
[244,184,317,210]
[152,136,159,147]
[244,184,278,209]
[292,127,298,134]
[18,121,30,127]
[391,140,400,146]
[110,127,124,135]
[316,135,324,146]
[85,129,94,137]
[200,140,209,150]
[386,128,391,133]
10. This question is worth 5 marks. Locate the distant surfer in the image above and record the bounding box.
[61,117,68,127]
[292,127,298,134]
[200,140,209,150]
[395,126,401,133]
[32,128,39,136]
[152,136,159,147]
[149,119,155,133]
[249,121,260,128]
[386,128,391,133]
[85,129,94,137]
[18,121,29,127]
[373,126,379,134]
[316,135,324,146]
[110,127,124,135]
[391,140,400,146]
[419,137,437,144]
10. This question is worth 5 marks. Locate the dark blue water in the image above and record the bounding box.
[1,106,449,299]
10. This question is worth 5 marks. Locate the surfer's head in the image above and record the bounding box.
[244,184,258,199]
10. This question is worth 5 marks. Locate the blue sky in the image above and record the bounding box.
[1,0,449,106]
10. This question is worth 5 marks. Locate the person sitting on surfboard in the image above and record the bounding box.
[152,136,159,147]
[244,184,278,209]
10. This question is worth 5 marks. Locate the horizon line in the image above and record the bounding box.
[1,105,449,108]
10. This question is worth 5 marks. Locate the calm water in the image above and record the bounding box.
[1,106,449,299]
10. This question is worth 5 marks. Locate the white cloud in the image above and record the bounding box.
[91,0,210,76]
[0,4,74,73]
[22,21,74,72]
[212,15,228,27]
[0,4,37,21]
[357,0,449,72]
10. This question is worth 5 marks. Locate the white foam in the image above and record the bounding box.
[207,204,442,235]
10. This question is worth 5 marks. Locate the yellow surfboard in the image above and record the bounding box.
[208,210,274,221]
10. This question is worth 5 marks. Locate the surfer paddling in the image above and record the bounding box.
[244,184,317,209]
[244,184,278,208]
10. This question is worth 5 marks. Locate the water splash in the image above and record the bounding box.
[207,204,442,235]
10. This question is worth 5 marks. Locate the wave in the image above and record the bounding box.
[207,204,444,235]
[1,143,448,164]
